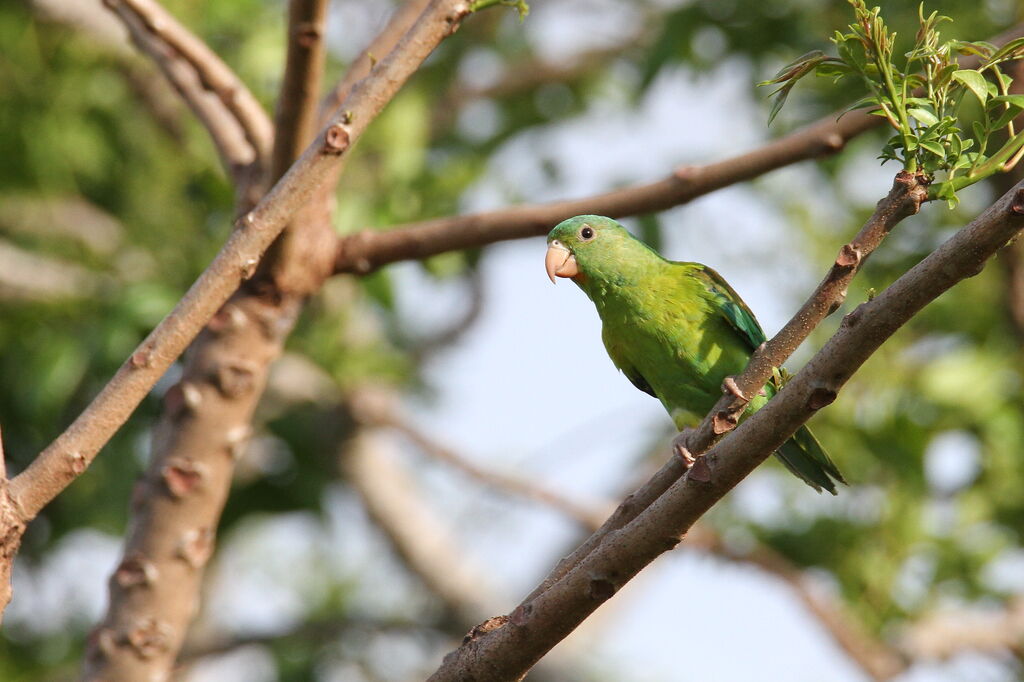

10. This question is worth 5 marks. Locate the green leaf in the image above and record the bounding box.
[973,120,988,144]
[990,94,1024,109]
[953,69,989,106]
[919,139,946,157]
[765,81,796,126]
[908,107,939,126]
[989,37,1024,64]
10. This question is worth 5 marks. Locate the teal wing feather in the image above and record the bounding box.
[684,263,846,494]
[687,264,767,351]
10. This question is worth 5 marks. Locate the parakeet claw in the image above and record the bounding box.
[722,376,747,401]
[671,428,698,468]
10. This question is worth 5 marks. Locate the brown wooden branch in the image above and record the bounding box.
[427,179,1024,680]
[270,0,330,183]
[260,0,333,293]
[331,23,1024,276]
[108,0,273,170]
[334,108,876,273]
[355,385,907,679]
[103,0,272,200]
[0,0,476,646]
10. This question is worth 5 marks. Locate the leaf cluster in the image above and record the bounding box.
[762,0,1024,206]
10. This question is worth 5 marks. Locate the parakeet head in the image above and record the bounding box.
[545,215,657,285]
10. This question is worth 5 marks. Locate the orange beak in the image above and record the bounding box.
[545,240,579,283]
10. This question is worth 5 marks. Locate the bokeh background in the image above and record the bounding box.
[3,0,1024,680]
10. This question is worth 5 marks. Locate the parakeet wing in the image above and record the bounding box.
[689,264,767,351]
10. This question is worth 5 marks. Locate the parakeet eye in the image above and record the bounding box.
[579,226,595,241]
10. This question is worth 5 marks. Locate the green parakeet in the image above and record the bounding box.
[545,215,845,494]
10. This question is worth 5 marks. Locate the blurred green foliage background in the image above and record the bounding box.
[2,0,1024,680]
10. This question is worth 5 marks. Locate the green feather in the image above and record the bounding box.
[548,215,845,494]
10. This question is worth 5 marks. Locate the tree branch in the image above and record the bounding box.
[427,179,1024,680]
[348,388,608,531]
[331,23,1024,275]
[103,0,273,196]
[334,107,876,273]
[0,0,477,642]
[270,0,330,183]
[355,388,907,680]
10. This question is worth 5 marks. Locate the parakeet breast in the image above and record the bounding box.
[588,264,755,429]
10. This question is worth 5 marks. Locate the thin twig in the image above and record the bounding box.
[108,0,273,171]
[104,0,272,199]
[685,524,908,680]
[349,388,608,531]
[427,179,1024,680]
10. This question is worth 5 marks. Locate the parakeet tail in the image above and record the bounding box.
[774,426,846,495]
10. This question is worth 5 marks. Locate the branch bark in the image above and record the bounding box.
[270,0,330,184]
[76,2,478,678]
[357,388,906,680]
[0,0,477,663]
[103,0,273,202]
[331,23,1024,275]
[426,180,1024,680]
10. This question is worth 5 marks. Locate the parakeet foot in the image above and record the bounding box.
[671,428,698,468]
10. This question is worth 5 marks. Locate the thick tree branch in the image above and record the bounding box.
[356,387,906,679]
[10,0,475,527]
[427,179,1024,680]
